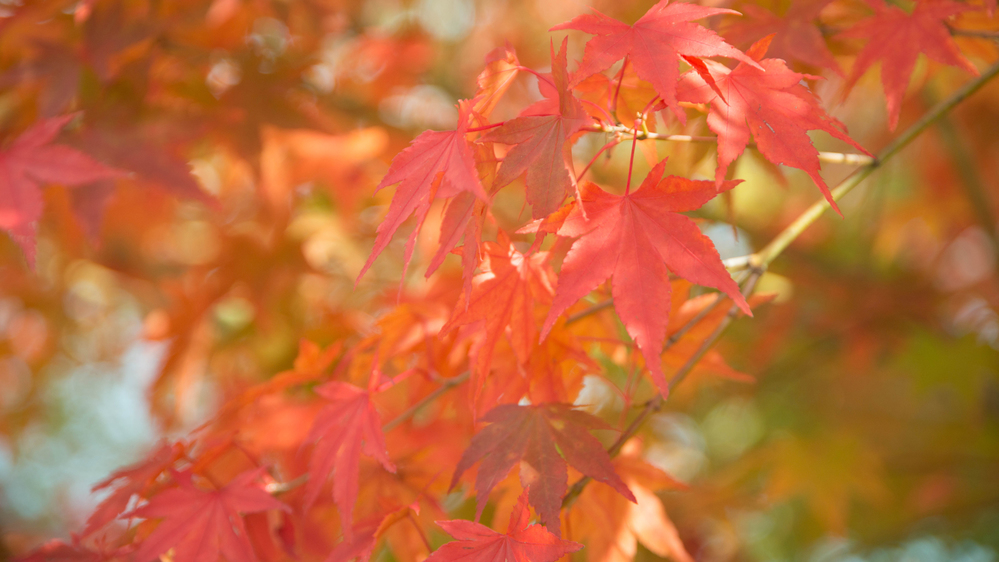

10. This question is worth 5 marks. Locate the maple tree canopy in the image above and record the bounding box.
[2,0,999,561]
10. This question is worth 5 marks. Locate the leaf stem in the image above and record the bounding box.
[576,137,623,182]
[466,122,505,133]
[611,56,629,116]
[265,473,309,494]
[517,65,557,90]
[624,119,641,195]
[582,100,617,125]
[661,291,726,352]
[565,298,615,324]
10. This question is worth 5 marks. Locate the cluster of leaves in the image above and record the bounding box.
[2,0,999,561]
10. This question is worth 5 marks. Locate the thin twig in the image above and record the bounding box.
[564,286,728,335]
[816,151,877,166]
[584,125,875,165]
[668,272,761,390]
[565,299,615,324]
[948,27,999,39]
[722,254,755,271]
[265,473,308,494]
[662,291,726,351]
[383,372,470,431]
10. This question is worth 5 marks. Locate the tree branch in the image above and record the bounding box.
[752,58,999,268]
[383,371,470,432]
[584,125,874,165]
[565,299,615,324]
[948,26,999,39]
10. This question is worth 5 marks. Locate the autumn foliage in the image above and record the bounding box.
[2,0,999,561]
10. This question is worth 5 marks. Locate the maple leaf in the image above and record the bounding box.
[441,234,555,403]
[429,134,503,300]
[82,441,183,537]
[425,139,492,297]
[357,101,488,283]
[568,440,691,562]
[0,114,123,266]
[676,35,869,212]
[433,192,485,298]
[541,159,749,396]
[451,402,634,534]
[839,0,978,130]
[426,487,582,562]
[551,0,758,121]
[724,0,841,74]
[304,377,397,539]
[479,38,588,219]
[128,469,288,562]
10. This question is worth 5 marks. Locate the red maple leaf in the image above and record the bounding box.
[128,469,288,562]
[441,234,555,405]
[425,487,582,562]
[724,0,841,74]
[451,402,634,535]
[82,441,183,537]
[358,101,488,283]
[427,191,486,300]
[479,38,588,219]
[0,114,123,266]
[540,159,749,396]
[551,0,758,120]
[839,0,978,130]
[304,376,396,539]
[676,35,869,211]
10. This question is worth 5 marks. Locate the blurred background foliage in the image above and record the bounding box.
[0,0,998,561]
